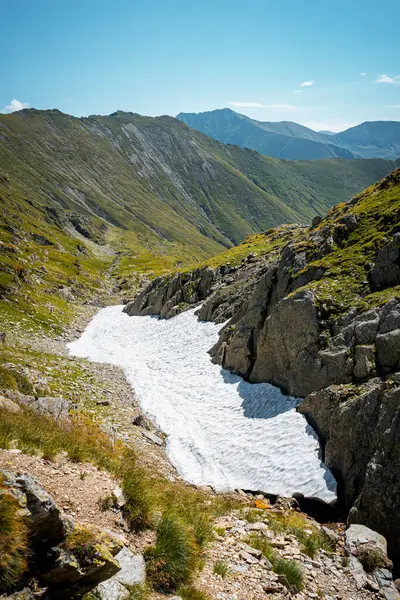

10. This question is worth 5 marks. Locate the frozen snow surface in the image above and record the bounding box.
[68,306,337,501]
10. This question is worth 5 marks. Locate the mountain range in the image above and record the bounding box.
[177,109,400,161]
[0,109,397,273]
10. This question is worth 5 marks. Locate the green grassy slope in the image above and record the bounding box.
[195,169,400,318]
[0,108,397,330]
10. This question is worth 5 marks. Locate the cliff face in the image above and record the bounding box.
[125,170,400,563]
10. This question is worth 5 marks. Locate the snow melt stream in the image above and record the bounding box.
[68,305,336,501]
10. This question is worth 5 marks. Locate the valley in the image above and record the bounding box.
[0,109,399,600]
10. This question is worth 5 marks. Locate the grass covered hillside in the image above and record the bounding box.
[0,108,397,331]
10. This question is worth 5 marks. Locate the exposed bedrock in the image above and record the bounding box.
[299,378,400,566]
[123,171,400,565]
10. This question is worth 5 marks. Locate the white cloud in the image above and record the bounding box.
[360,72,367,76]
[300,80,315,87]
[228,101,265,108]
[2,98,30,113]
[229,101,297,110]
[375,74,400,84]
[293,90,303,93]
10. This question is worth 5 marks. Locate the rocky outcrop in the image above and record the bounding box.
[0,471,142,599]
[124,170,400,567]
[370,233,400,289]
[123,266,216,319]
[344,525,399,599]
[95,548,146,600]
[298,378,400,565]
[124,224,304,323]
[2,390,73,419]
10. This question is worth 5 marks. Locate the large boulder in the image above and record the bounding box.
[1,471,128,599]
[95,548,146,600]
[345,525,398,599]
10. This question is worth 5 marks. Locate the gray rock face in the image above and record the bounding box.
[2,471,70,549]
[96,548,146,600]
[250,289,325,396]
[299,380,400,565]
[1,471,128,599]
[370,233,400,288]
[2,390,73,419]
[123,267,216,319]
[345,526,398,597]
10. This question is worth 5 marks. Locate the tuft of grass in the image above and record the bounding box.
[263,511,336,558]
[274,558,304,593]
[144,513,197,592]
[97,495,114,512]
[160,484,214,549]
[0,482,30,592]
[120,459,154,531]
[356,547,387,573]
[300,535,320,559]
[213,560,230,578]
[247,534,276,564]
[247,533,303,593]
[214,526,225,537]
[178,584,210,600]
[242,508,264,523]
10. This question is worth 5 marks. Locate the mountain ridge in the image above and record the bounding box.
[177,109,400,160]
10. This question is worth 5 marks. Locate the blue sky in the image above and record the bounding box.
[1,0,399,132]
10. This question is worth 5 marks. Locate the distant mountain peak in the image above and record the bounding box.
[176,109,400,160]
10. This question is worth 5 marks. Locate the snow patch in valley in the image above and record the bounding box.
[68,305,337,501]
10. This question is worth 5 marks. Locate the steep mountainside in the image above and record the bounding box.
[126,170,400,566]
[177,109,400,160]
[0,108,397,330]
[177,109,355,160]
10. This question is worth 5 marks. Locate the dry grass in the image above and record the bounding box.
[0,478,30,592]
[0,402,239,591]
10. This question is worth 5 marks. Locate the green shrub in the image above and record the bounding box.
[300,534,320,558]
[0,484,29,591]
[213,560,230,578]
[274,558,304,593]
[144,514,196,592]
[120,460,154,531]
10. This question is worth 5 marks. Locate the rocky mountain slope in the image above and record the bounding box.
[1,108,397,333]
[125,169,400,569]
[177,109,400,160]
